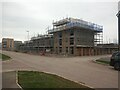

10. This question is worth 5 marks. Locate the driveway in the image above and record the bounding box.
[2,50,118,88]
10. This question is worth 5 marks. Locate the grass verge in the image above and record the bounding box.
[18,71,94,89]
[0,53,11,61]
[96,59,110,65]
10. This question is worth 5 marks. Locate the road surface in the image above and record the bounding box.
[2,50,118,88]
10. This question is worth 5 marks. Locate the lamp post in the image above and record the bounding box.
[26,31,29,52]
[26,31,29,42]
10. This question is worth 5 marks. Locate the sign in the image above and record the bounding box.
[46,49,50,52]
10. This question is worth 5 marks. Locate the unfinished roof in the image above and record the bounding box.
[48,17,103,33]
[31,34,53,40]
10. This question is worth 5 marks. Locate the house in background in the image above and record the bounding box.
[2,38,23,51]
[14,41,22,51]
[2,38,14,50]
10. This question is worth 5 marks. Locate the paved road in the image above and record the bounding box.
[2,51,118,88]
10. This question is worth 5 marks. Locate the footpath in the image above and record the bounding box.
[2,71,21,89]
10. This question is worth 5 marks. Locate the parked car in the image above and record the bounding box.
[110,52,120,70]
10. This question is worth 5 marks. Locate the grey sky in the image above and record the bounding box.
[1,0,119,43]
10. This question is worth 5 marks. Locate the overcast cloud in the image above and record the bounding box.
[1,0,119,43]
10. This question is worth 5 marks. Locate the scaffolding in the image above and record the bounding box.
[94,32,103,46]
[48,17,103,45]
[31,34,53,40]
[48,18,103,33]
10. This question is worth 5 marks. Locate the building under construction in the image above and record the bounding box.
[18,17,117,56]
[48,17,117,56]
[19,34,53,53]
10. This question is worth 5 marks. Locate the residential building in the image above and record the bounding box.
[2,38,14,50]
[14,41,22,51]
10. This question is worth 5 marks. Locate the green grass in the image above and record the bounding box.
[18,71,94,89]
[0,53,11,61]
[96,59,110,65]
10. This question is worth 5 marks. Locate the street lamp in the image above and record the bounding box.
[26,31,29,42]
[26,31,29,52]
